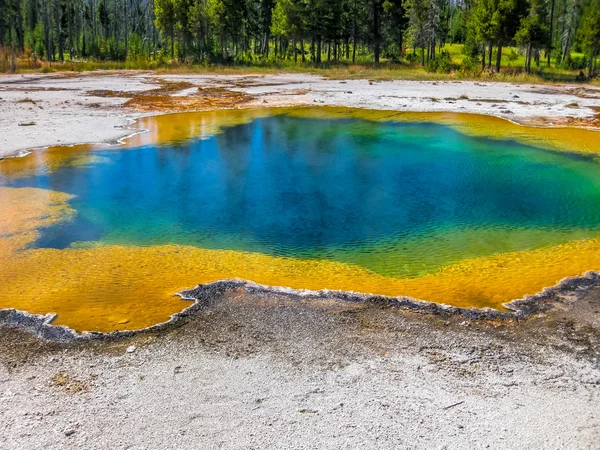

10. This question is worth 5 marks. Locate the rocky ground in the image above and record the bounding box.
[1,71,600,158]
[0,284,599,449]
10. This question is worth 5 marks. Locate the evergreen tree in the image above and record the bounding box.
[0,0,596,74]
[516,0,549,71]
[155,0,176,57]
[577,0,600,75]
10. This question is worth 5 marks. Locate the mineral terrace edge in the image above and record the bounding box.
[1,271,598,343]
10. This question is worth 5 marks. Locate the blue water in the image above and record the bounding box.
[5,113,600,277]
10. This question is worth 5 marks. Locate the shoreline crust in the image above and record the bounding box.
[1,271,598,342]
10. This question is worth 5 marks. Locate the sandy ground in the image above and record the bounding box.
[1,71,600,448]
[1,71,600,158]
[0,285,599,449]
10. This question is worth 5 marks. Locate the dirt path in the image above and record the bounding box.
[1,71,599,158]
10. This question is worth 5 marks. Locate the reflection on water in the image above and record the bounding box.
[1,108,600,332]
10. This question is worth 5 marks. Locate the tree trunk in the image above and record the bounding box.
[495,44,502,73]
[334,39,338,61]
[373,0,380,63]
[352,12,357,64]
[481,44,486,70]
[43,2,52,62]
[264,21,271,56]
[10,38,16,73]
[548,0,556,66]
[124,0,128,56]
[58,14,65,62]
[400,38,405,58]
[562,30,570,63]
[488,42,493,70]
[171,26,175,59]
[316,36,322,66]
[153,22,157,60]
[293,39,297,63]
[559,0,567,63]
[114,0,119,59]
[0,2,4,49]
[91,0,96,56]
[301,39,305,62]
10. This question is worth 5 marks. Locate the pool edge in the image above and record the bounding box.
[2,271,598,343]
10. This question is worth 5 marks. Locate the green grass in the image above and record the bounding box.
[3,45,598,85]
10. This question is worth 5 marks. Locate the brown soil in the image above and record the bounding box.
[87,78,254,112]
[522,106,600,128]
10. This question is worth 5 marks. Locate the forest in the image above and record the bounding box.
[0,0,599,77]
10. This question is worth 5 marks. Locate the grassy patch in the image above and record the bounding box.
[2,46,598,85]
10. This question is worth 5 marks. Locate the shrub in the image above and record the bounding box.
[561,54,588,70]
[460,55,482,75]
[426,50,452,73]
[405,52,420,65]
[507,49,519,62]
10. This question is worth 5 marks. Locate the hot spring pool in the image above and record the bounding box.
[1,107,599,331]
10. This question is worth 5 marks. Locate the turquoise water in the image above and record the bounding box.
[5,114,600,277]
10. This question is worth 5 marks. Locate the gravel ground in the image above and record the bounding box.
[1,285,598,449]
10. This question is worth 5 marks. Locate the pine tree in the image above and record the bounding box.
[154,0,176,57]
[577,0,600,75]
[516,0,549,71]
